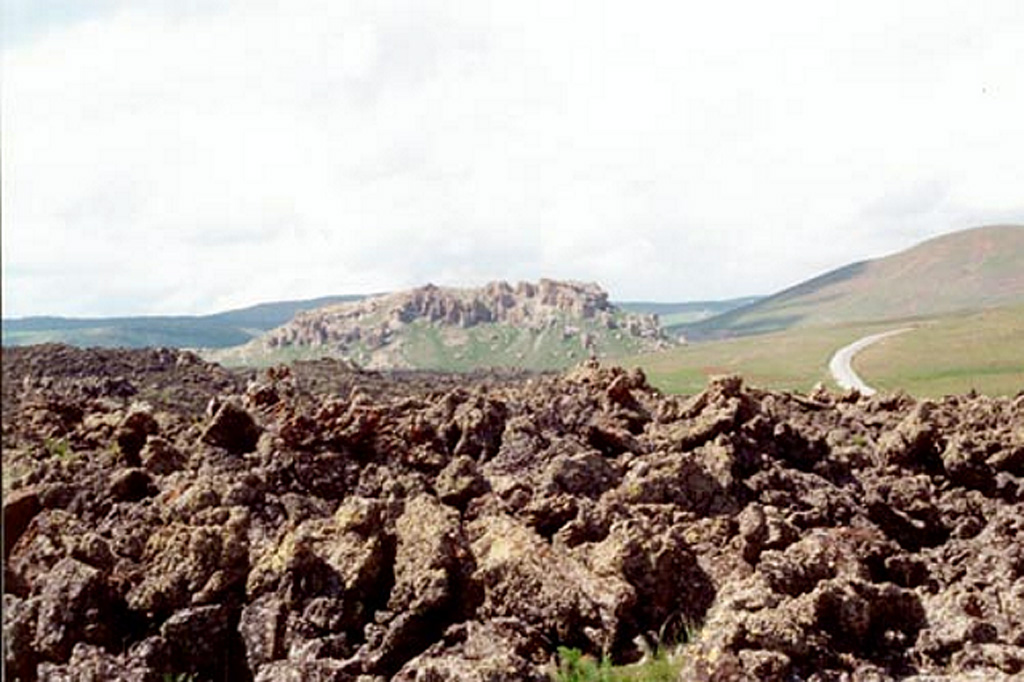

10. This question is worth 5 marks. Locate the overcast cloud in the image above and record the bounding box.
[3,0,1023,317]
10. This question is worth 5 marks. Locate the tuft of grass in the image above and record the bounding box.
[552,646,682,682]
[553,646,614,682]
[43,437,72,461]
[162,674,196,682]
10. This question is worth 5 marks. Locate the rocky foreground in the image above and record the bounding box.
[2,345,1023,681]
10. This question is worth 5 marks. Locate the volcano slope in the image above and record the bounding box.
[3,345,1023,681]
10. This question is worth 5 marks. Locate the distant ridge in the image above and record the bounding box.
[1,295,366,349]
[1,289,752,354]
[686,224,1024,339]
[618,297,761,331]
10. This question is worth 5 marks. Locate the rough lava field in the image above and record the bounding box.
[3,344,1024,681]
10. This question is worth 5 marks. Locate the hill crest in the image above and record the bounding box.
[687,224,1024,339]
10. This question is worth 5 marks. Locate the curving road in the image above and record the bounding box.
[828,328,912,396]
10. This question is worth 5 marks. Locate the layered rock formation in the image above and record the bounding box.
[258,280,666,364]
[3,344,1024,681]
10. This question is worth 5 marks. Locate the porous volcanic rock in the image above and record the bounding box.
[3,344,1023,681]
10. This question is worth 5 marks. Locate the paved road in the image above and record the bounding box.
[828,328,912,396]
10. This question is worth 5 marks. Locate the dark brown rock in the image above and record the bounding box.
[139,436,185,475]
[126,509,249,616]
[436,456,490,509]
[252,658,352,681]
[202,400,261,454]
[239,593,288,673]
[988,440,1024,475]
[36,643,153,682]
[34,558,115,663]
[539,451,617,498]
[615,450,734,515]
[3,487,41,560]
[581,517,713,650]
[245,496,390,641]
[159,604,232,678]
[4,345,1024,681]
[468,514,633,655]
[876,401,943,471]
[392,619,549,681]
[115,408,159,464]
[6,510,91,597]
[3,594,39,681]
[357,495,472,675]
[738,503,799,564]
[108,468,156,502]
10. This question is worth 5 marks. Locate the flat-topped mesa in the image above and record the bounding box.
[263,279,661,351]
[391,279,612,326]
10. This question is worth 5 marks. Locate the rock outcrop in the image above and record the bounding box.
[254,280,668,369]
[3,344,1024,681]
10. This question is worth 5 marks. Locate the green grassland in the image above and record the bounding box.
[2,323,261,349]
[628,304,1024,397]
[855,305,1024,397]
[627,322,895,395]
[208,311,663,371]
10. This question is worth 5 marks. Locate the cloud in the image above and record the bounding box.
[3,0,1023,317]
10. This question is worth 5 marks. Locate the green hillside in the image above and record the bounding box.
[628,304,1024,398]
[686,225,1024,339]
[629,322,891,395]
[854,304,1024,397]
[209,311,659,371]
[205,281,680,370]
[1,295,365,349]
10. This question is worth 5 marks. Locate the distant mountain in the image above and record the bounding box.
[686,224,1024,339]
[1,295,365,349]
[618,297,761,330]
[209,279,675,370]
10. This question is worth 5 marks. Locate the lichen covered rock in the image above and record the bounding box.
[3,345,1023,680]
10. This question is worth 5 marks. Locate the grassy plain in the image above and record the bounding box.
[629,305,1024,398]
[855,305,1024,397]
[627,322,894,395]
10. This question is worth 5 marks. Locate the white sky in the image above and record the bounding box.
[3,0,1023,317]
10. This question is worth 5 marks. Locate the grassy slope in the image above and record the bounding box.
[209,311,660,371]
[686,225,1024,339]
[855,304,1024,396]
[399,316,649,371]
[629,304,1024,397]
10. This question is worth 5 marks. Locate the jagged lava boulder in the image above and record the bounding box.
[3,344,1024,681]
